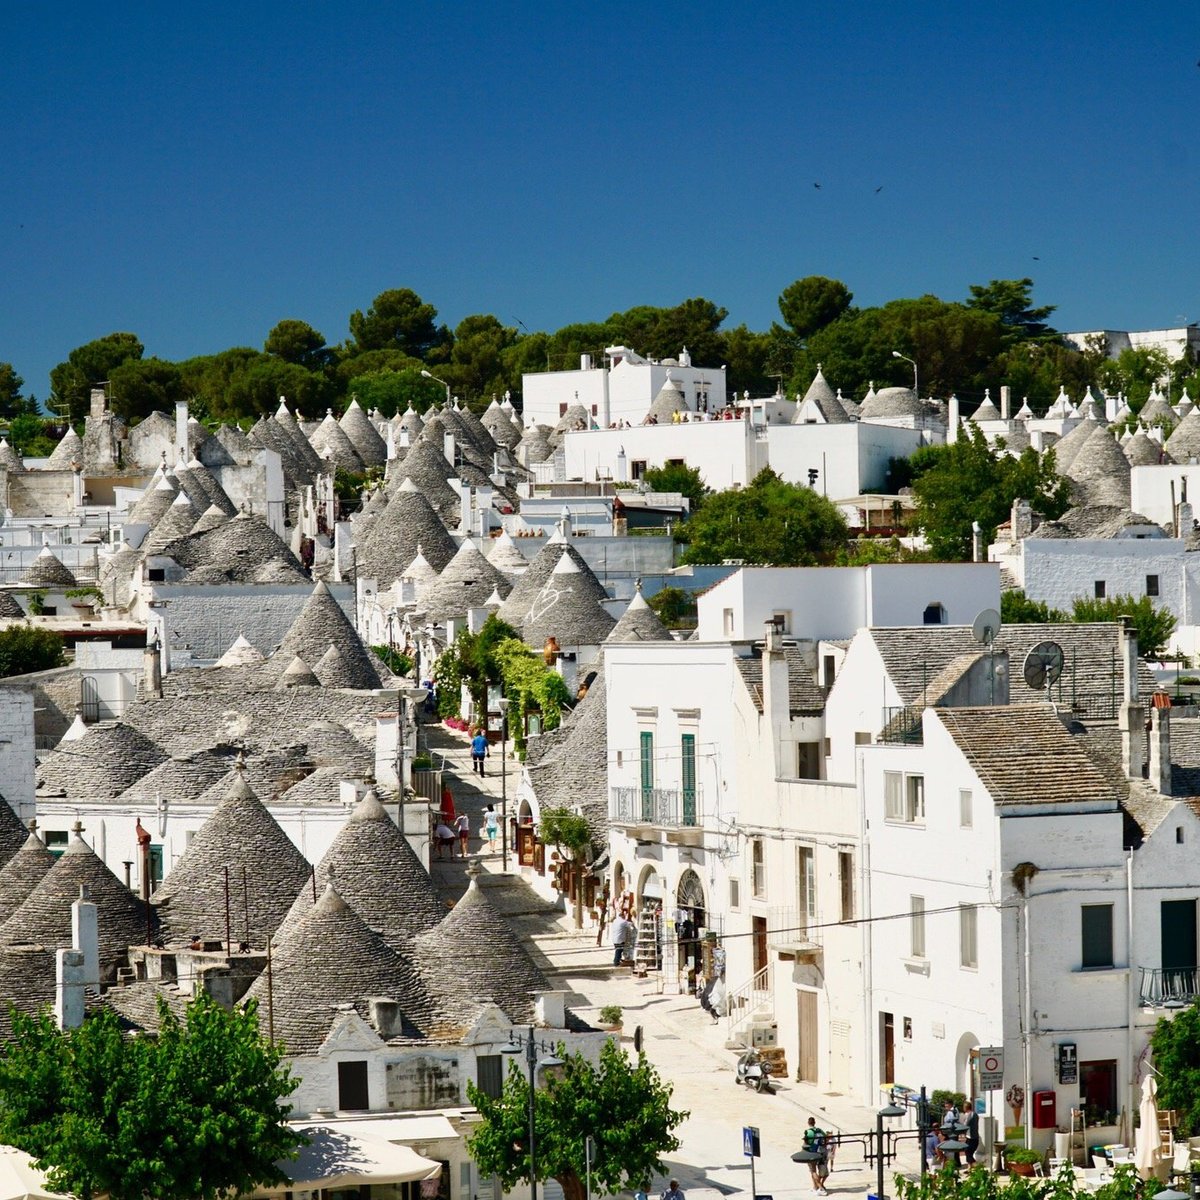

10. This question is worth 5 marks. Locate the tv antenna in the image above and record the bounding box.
[1023,640,1064,704]
[972,609,1002,704]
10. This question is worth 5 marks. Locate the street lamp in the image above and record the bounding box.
[421,369,452,405]
[892,350,918,399]
[498,697,510,873]
[504,1026,563,1200]
[397,684,429,805]
[876,1102,906,1200]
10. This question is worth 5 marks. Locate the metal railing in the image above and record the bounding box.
[880,706,924,744]
[1139,966,1199,1007]
[726,963,772,1039]
[609,785,702,828]
[765,906,822,951]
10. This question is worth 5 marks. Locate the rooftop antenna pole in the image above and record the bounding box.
[223,866,231,953]
[242,865,250,948]
[266,934,275,1042]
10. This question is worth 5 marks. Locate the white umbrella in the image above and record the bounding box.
[0,1145,71,1200]
[1135,1074,1161,1179]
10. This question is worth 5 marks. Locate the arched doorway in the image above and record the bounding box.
[956,1032,981,1101]
[636,864,664,971]
[675,869,707,987]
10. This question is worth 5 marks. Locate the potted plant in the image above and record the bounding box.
[1005,1148,1043,1177]
[598,1004,623,1032]
[65,586,103,617]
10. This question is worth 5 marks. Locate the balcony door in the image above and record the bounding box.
[1162,899,1197,1000]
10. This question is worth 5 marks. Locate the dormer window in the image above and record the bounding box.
[922,603,946,625]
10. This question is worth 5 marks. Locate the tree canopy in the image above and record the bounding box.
[0,995,301,1200]
[778,275,854,340]
[1151,1004,1200,1135]
[641,462,709,513]
[467,1039,686,1200]
[679,468,848,566]
[1070,594,1176,658]
[0,626,65,677]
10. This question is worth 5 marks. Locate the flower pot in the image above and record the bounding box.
[1009,1162,1037,1177]
[1055,1132,1071,1163]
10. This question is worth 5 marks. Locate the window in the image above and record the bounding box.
[559,402,569,417]
[148,845,164,892]
[823,655,837,689]
[839,851,854,921]
[910,896,926,958]
[680,734,697,825]
[903,1016,913,1040]
[960,904,978,968]
[907,776,925,822]
[885,771,905,820]
[730,878,741,910]
[751,839,766,898]
[798,846,816,932]
[1081,903,1114,969]
[855,731,872,746]
[959,789,973,829]
[723,608,734,636]
[476,1055,504,1100]
[631,460,646,481]
[1178,826,1186,845]
[1080,1060,1118,1124]
[44,830,68,858]
[1147,574,1160,598]
[639,731,654,820]
[1094,580,1106,599]
[771,610,792,634]
[885,772,925,823]
[147,568,165,582]
[797,742,821,779]
[923,603,946,625]
[337,1059,369,1110]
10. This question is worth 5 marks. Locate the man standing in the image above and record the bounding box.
[610,913,635,966]
[964,1107,980,1164]
[471,728,488,775]
[661,1180,684,1200]
[804,1117,830,1196]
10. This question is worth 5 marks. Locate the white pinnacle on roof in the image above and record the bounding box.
[215,634,265,668]
[1014,397,1034,420]
[60,712,89,743]
[802,366,836,405]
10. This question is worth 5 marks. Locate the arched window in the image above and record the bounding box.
[923,602,946,625]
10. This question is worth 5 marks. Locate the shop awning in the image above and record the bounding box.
[261,1126,442,1194]
[316,1116,460,1144]
[0,1147,71,1200]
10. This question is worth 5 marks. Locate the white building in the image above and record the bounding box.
[1064,326,1200,370]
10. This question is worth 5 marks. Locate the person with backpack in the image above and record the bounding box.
[803,1117,830,1195]
[610,913,635,966]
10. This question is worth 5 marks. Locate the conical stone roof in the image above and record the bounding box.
[0,828,54,928]
[21,545,77,588]
[339,399,388,468]
[277,790,444,949]
[485,530,529,575]
[551,404,590,444]
[482,403,521,449]
[607,588,671,642]
[1067,425,1131,508]
[215,634,264,668]
[179,457,238,515]
[309,412,366,475]
[860,387,923,419]
[1140,390,1177,429]
[37,721,166,799]
[0,945,56,1039]
[1124,430,1168,467]
[1048,417,1102,474]
[313,643,361,688]
[45,427,83,469]
[359,486,459,584]
[646,378,686,423]
[160,513,308,585]
[523,552,615,647]
[0,800,29,872]
[143,492,201,556]
[399,406,424,438]
[126,476,179,530]
[273,401,327,477]
[400,547,438,599]
[278,655,319,688]
[243,883,432,1052]
[803,367,837,405]
[0,592,24,619]
[422,541,512,620]
[191,503,231,535]
[0,439,25,473]
[0,825,154,975]
[412,871,549,1029]
[517,425,554,465]
[270,580,381,689]
[248,415,317,488]
[495,538,578,628]
[972,392,1001,422]
[1165,410,1200,462]
[151,767,310,946]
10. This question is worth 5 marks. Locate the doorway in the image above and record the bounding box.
[797,990,818,1083]
[880,1011,895,1084]
[752,916,768,974]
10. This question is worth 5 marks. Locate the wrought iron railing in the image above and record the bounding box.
[880,706,924,744]
[1139,966,1199,1007]
[765,906,822,951]
[609,785,703,828]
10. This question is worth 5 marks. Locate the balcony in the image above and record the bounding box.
[1139,966,1199,1008]
[880,706,924,744]
[765,906,823,959]
[610,786,703,843]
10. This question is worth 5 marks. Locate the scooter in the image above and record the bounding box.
[735,1048,773,1093]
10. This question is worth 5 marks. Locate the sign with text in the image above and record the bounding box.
[1057,1042,1077,1084]
[979,1046,1004,1090]
[744,1126,761,1158]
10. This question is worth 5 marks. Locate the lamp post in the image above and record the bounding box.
[892,350,918,400]
[499,697,510,873]
[875,1103,906,1200]
[397,684,429,803]
[504,1025,563,1200]
[421,369,452,406]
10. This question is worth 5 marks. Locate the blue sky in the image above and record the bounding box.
[2,2,1198,398]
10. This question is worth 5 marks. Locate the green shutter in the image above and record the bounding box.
[640,731,654,820]
[681,734,696,825]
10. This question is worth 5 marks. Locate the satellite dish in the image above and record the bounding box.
[972,608,1001,646]
[1023,641,1064,691]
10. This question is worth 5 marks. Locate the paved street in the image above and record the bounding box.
[424,722,929,1200]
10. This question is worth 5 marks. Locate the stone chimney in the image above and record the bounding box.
[534,990,567,1028]
[143,638,163,699]
[175,399,189,462]
[971,520,983,562]
[947,395,960,444]
[72,885,99,988]
[374,710,399,792]
[762,622,790,777]
[1011,498,1033,542]
[1000,385,1011,421]
[443,432,456,468]
[1119,617,1146,780]
[55,950,86,1030]
[89,386,108,419]
[1150,705,1172,795]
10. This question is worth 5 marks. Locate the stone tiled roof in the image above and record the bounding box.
[411,871,549,1031]
[399,547,438,599]
[0,438,25,474]
[399,406,424,437]
[794,391,848,424]
[0,830,55,926]
[114,748,238,809]
[215,634,265,668]
[0,827,155,976]
[159,513,308,585]
[647,379,687,423]
[482,403,521,448]
[204,423,254,467]
[860,386,923,419]
[1066,426,1131,508]
[21,546,77,588]
[310,413,366,475]
[273,403,328,478]
[0,592,23,619]
[98,980,191,1032]
[936,705,1121,809]
[248,415,318,489]
[517,425,554,465]
[277,791,443,949]
[496,539,574,628]
[143,492,201,556]
[243,884,433,1052]
[1029,505,1164,540]
[45,427,83,469]
[339,399,389,468]
[1125,430,1169,466]
[551,404,590,445]
[422,541,512,621]
[735,646,826,715]
[1141,391,1178,429]
[972,393,1001,422]
[37,722,167,799]
[278,655,319,688]
[273,765,353,806]
[0,946,55,1039]
[870,622,1156,714]
[1165,410,1200,462]
[1047,417,1101,474]
[126,477,179,530]
[191,503,232,535]
[179,458,238,516]
[522,553,615,648]
[484,531,529,576]
[152,767,311,946]
[359,485,459,583]
[268,581,381,689]
[606,589,671,642]
[802,367,836,405]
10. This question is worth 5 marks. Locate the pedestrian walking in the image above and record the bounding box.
[610,913,635,966]
[964,1108,980,1164]
[455,812,470,856]
[471,729,488,775]
[803,1118,830,1195]
[483,804,499,852]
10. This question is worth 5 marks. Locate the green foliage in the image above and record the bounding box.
[65,587,104,604]
[492,637,572,755]
[1070,594,1177,658]
[641,463,709,513]
[778,276,854,340]
[1151,1003,1200,1134]
[371,645,414,678]
[1001,590,1066,624]
[679,468,848,566]
[346,368,444,417]
[896,1160,1146,1200]
[435,616,523,721]
[929,1089,968,1114]
[1099,347,1170,413]
[0,996,302,1200]
[539,808,592,860]
[646,586,697,629]
[911,426,1070,559]
[49,333,144,422]
[0,362,31,420]
[0,623,63,676]
[833,538,934,566]
[598,1005,623,1026]
[467,1040,686,1200]
[108,357,186,422]
[964,278,1057,344]
[349,288,450,359]
[5,414,58,457]
[264,319,330,369]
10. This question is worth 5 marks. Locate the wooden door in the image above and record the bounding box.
[752,916,768,974]
[881,1011,895,1084]
[797,989,819,1083]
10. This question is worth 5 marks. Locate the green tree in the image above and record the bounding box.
[0,995,302,1200]
[1069,594,1176,658]
[678,468,848,566]
[435,615,522,719]
[225,355,329,421]
[0,626,65,676]
[1098,347,1169,414]
[5,414,57,457]
[467,1039,687,1200]
[911,426,1070,559]
[778,276,853,340]
[1152,1003,1200,1134]
[49,333,144,422]
[965,278,1057,344]
[721,323,774,397]
[645,586,696,629]
[539,807,594,927]
[265,319,330,370]
[610,298,728,366]
[0,363,30,420]
[641,462,709,512]
[347,369,444,417]
[107,357,185,422]
[1000,590,1065,625]
[348,288,450,359]
[442,314,522,406]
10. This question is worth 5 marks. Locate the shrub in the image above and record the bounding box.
[0,626,66,677]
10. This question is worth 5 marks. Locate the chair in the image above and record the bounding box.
[1173,1144,1192,1174]
[1092,1156,1109,1172]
